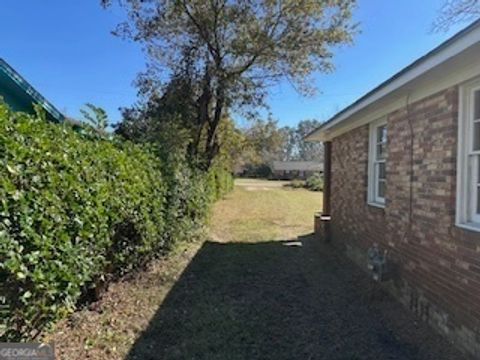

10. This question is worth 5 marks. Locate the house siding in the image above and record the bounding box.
[330,86,480,356]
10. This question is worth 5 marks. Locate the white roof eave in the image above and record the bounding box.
[306,20,480,142]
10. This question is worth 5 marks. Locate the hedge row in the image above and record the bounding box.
[0,104,232,339]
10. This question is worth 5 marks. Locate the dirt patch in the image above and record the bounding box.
[244,186,272,191]
[235,178,290,188]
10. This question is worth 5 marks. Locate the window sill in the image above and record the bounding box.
[456,222,480,233]
[367,201,385,209]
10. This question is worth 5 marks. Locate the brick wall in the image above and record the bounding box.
[330,86,480,356]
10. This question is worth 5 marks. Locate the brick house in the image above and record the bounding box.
[307,20,480,357]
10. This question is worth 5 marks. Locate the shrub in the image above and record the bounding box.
[161,157,213,247]
[289,179,306,189]
[305,173,323,192]
[210,165,234,200]
[0,104,231,339]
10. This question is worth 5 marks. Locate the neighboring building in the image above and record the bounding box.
[307,20,480,357]
[0,58,64,122]
[271,161,323,180]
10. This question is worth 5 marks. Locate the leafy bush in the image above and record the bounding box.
[209,165,234,200]
[0,104,231,339]
[289,179,306,189]
[305,173,323,192]
[161,156,212,248]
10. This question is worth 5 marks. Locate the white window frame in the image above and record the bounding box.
[456,78,480,231]
[368,118,387,207]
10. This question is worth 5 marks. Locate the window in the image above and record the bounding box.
[368,119,387,206]
[457,80,480,230]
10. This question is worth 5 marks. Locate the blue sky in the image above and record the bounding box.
[0,1,469,127]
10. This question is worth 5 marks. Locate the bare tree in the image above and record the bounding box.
[433,0,480,32]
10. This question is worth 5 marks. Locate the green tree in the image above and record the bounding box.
[242,117,286,168]
[279,120,324,161]
[215,116,248,173]
[80,103,109,131]
[115,74,196,156]
[290,119,324,161]
[115,81,245,175]
[102,0,357,169]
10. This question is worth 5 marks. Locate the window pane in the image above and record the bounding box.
[377,144,385,160]
[378,162,386,180]
[377,125,387,144]
[475,90,480,120]
[474,122,480,151]
[378,180,386,199]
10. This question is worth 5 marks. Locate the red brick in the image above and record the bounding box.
[330,86,480,356]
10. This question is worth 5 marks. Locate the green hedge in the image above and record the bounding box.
[0,104,232,339]
[305,173,323,192]
[208,164,234,201]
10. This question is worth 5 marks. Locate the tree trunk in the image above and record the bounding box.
[204,85,225,169]
[190,68,212,161]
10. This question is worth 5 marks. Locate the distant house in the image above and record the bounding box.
[307,20,480,357]
[0,58,64,122]
[271,161,323,180]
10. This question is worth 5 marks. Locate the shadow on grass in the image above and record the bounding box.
[125,235,465,360]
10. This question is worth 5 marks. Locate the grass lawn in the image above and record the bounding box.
[45,180,466,360]
[211,179,322,242]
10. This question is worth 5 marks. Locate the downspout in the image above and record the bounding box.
[406,92,415,236]
[322,141,332,242]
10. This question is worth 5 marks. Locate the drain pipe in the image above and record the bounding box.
[322,141,332,242]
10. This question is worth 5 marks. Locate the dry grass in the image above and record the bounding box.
[211,182,322,242]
